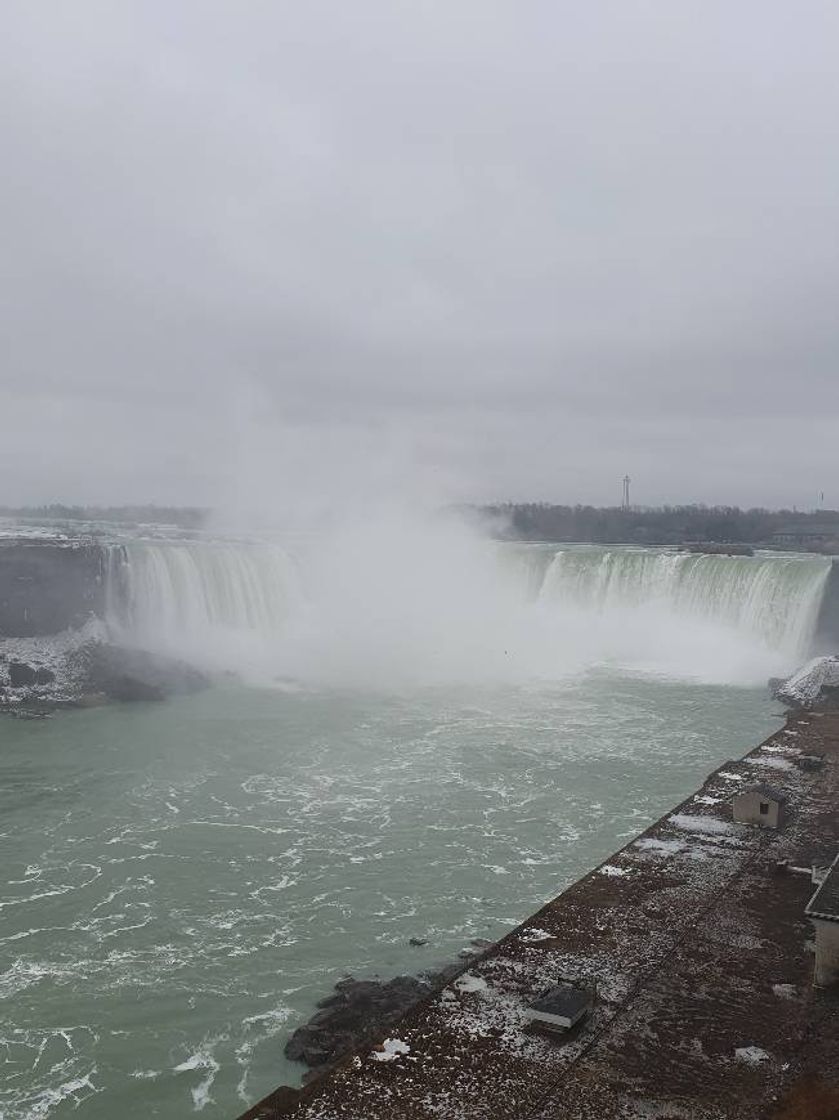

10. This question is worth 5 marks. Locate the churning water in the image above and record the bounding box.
[1,522,828,1119]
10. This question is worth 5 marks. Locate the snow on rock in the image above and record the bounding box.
[772,983,797,1000]
[634,837,685,855]
[598,864,631,877]
[775,656,839,709]
[668,814,736,835]
[370,1038,411,1062]
[734,1046,771,1065]
[746,756,793,771]
[0,617,107,704]
[454,973,488,994]
[519,928,553,943]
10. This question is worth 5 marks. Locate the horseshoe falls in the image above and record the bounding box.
[107,536,833,686]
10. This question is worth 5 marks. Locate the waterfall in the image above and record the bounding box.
[107,539,302,645]
[538,548,832,657]
[103,534,834,685]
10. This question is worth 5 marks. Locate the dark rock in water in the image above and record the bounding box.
[408,937,428,947]
[79,643,209,703]
[281,958,479,1081]
[284,974,436,1073]
[1,638,209,717]
[9,661,37,687]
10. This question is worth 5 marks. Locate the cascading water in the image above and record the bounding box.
[107,539,302,647]
[104,531,834,685]
[539,548,832,659]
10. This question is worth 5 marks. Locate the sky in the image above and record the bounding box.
[2,1,839,516]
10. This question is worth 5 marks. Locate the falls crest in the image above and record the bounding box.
[108,540,301,644]
[105,536,834,684]
[539,548,831,657]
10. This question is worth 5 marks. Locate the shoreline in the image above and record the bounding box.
[240,707,839,1120]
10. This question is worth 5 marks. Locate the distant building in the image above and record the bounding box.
[524,982,593,1033]
[772,524,839,548]
[805,855,839,987]
[731,784,787,829]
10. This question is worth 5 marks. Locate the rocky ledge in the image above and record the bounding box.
[284,943,493,1083]
[770,655,839,710]
[0,629,209,716]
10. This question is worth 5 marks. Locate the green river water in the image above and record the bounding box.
[1,675,779,1119]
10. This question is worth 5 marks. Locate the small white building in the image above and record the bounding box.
[805,854,839,987]
[731,783,787,829]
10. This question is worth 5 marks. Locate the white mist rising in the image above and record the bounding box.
[108,509,830,689]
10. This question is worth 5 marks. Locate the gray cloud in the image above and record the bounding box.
[2,1,839,511]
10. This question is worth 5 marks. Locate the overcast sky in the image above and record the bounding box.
[2,2,839,514]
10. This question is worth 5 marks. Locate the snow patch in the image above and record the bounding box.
[776,656,839,708]
[735,1046,771,1064]
[598,864,630,877]
[772,983,797,1000]
[455,973,488,994]
[746,756,793,771]
[634,837,685,854]
[519,927,553,943]
[668,814,735,835]
[371,1037,410,1062]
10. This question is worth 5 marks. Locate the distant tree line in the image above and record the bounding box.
[0,504,209,530]
[4,501,839,548]
[481,504,839,546]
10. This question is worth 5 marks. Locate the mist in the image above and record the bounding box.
[111,507,820,689]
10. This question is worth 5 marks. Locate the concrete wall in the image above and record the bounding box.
[813,918,839,987]
[0,542,107,636]
[732,791,783,828]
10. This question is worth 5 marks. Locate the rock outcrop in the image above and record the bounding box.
[771,656,839,709]
[1,637,209,714]
[283,946,491,1081]
[284,976,437,1073]
[0,540,107,636]
[78,643,208,702]
[8,660,55,687]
